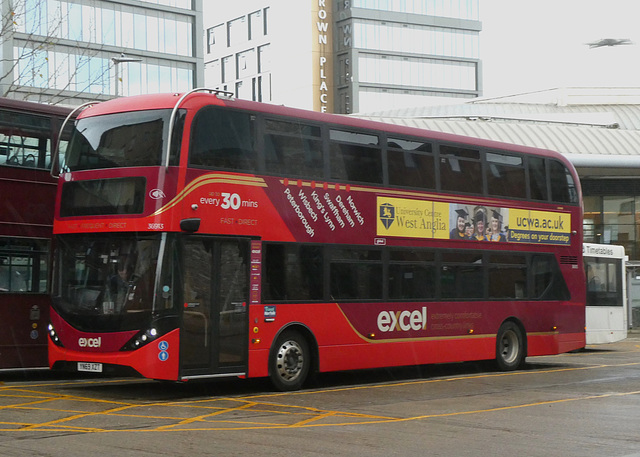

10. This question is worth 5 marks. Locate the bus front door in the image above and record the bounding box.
[180,236,249,378]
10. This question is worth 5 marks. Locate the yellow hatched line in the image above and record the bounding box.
[155,402,257,430]
[19,403,136,431]
[132,386,640,432]
[0,378,141,390]
[0,398,64,415]
[382,389,640,424]
[0,389,134,408]
[0,421,31,427]
[153,397,396,424]
[242,360,640,400]
[0,359,637,433]
[106,413,285,428]
[291,410,337,427]
[226,399,397,421]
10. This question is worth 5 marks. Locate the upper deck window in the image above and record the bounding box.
[486,152,526,199]
[65,110,171,171]
[549,160,578,204]
[387,137,434,189]
[439,145,481,194]
[528,156,549,201]
[190,106,257,171]
[329,129,382,184]
[264,118,323,179]
[0,108,72,170]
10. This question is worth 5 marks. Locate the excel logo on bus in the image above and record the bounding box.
[78,337,102,348]
[377,307,427,333]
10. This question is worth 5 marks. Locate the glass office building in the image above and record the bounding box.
[1,0,203,104]
[337,0,481,113]
[204,0,481,114]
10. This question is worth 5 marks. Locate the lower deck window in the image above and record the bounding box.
[0,237,49,293]
[389,264,436,299]
[262,242,571,304]
[489,254,527,299]
[532,255,570,300]
[330,248,382,300]
[441,264,484,299]
[263,244,323,301]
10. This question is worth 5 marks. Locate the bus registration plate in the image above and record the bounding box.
[77,362,102,373]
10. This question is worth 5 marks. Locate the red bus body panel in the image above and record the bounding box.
[0,163,57,370]
[49,308,180,380]
[245,300,584,379]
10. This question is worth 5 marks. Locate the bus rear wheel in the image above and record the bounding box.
[496,321,525,371]
[269,330,310,391]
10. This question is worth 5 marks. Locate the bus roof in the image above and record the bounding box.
[80,92,573,166]
[0,97,72,117]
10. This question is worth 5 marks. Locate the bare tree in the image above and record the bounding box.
[0,0,114,105]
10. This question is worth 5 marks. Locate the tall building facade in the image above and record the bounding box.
[0,0,204,105]
[203,0,481,114]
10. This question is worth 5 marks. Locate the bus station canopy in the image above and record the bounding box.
[356,87,640,177]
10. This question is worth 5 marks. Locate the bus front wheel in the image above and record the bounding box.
[496,321,525,371]
[269,330,310,391]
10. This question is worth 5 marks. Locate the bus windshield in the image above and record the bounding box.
[52,233,167,332]
[64,110,171,171]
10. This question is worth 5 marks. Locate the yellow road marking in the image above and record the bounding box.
[20,404,136,432]
[155,402,257,430]
[0,358,637,433]
[242,360,640,400]
[291,411,338,427]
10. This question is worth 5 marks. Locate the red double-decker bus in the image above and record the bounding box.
[0,97,73,371]
[48,90,585,390]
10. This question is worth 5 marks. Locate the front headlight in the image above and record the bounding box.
[120,327,158,351]
[48,323,64,347]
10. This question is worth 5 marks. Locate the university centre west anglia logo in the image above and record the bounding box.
[379,202,395,229]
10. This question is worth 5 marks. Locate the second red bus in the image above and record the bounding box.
[0,97,72,371]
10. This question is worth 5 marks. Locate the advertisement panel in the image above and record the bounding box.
[376,196,449,240]
[376,197,571,246]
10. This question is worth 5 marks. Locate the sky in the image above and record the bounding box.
[479,0,640,97]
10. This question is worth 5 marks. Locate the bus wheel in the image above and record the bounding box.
[269,330,310,391]
[496,321,525,371]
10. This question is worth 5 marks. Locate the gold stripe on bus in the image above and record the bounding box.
[182,174,266,194]
[360,333,496,344]
[355,328,557,344]
[182,173,266,193]
[151,174,267,216]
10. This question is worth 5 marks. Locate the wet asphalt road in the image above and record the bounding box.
[0,336,639,457]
